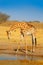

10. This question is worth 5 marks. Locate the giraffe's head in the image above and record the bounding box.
[6,31,11,39]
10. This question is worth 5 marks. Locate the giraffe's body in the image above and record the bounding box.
[6,22,37,53]
[8,22,35,35]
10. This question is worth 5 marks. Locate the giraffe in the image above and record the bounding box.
[6,22,37,53]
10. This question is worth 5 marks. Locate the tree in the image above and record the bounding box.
[29,21,40,23]
[0,12,10,23]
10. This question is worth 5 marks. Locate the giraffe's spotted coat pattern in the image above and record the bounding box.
[9,22,35,34]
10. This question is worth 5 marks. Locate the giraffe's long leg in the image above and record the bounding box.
[6,31,11,39]
[35,37,37,47]
[33,34,37,47]
[32,34,37,52]
[20,30,28,54]
[31,34,34,52]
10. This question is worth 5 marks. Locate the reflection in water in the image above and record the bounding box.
[0,54,43,60]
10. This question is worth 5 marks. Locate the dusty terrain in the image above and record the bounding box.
[0,60,43,65]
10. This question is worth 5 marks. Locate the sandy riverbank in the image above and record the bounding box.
[0,60,43,65]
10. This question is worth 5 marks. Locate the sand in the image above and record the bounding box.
[0,60,43,65]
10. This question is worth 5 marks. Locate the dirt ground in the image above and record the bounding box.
[0,60,43,65]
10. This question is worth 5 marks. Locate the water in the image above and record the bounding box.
[0,54,43,60]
